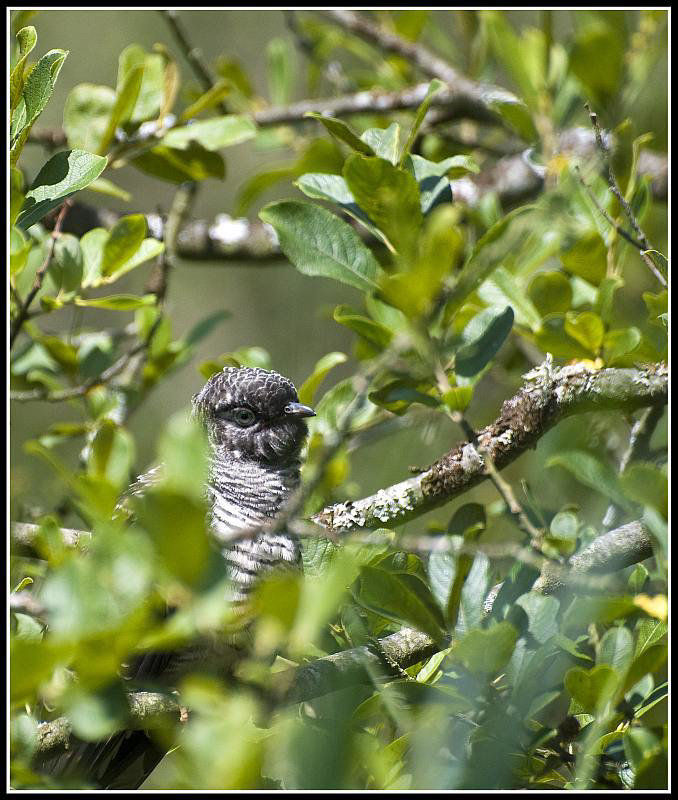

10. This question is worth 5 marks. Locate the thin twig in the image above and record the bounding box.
[586,104,667,287]
[10,199,72,349]
[574,165,644,250]
[9,339,153,402]
[159,10,229,114]
[433,362,545,546]
[602,404,665,531]
[10,185,196,405]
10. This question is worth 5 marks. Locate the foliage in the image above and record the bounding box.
[9,9,667,791]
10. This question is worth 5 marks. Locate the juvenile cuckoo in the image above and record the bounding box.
[39,366,315,788]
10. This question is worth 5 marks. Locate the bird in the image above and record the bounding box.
[37,365,316,788]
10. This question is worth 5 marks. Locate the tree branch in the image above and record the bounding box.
[586,104,667,288]
[318,10,511,126]
[159,10,228,114]
[12,360,668,552]
[36,692,182,757]
[31,516,654,756]
[313,359,668,533]
[10,199,72,349]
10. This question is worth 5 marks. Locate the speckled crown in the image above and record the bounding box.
[192,366,299,418]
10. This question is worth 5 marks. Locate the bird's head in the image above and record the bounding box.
[192,366,315,465]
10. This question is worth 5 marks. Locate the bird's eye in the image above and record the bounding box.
[232,407,256,427]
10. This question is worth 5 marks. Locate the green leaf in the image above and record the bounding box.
[570,21,625,101]
[305,112,375,155]
[343,155,423,257]
[547,511,579,556]
[481,11,543,108]
[597,626,633,674]
[295,172,354,205]
[179,79,231,123]
[369,378,439,416]
[450,621,518,675]
[50,233,83,293]
[534,314,596,360]
[259,200,382,292]
[299,352,348,406]
[134,51,168,124]
[87,420,135,489]
[10,48,68,166]
[333,305,392,349]
[294,172,389,246]
[360,123,400,165]
[595,275,624,324]
[357,566,445,643]
[80,225,163,288]
[10,167,25,226]
[528,272,573,316]
[445,505,486,628]
[10,25,37,112]
[444,205,535,316]
[97,45,145,153]
[64,684,129,741]
[620,463,667,516]
[565,664,619,712]
[478,266,543,332]
[400,79,445,164]
[101,214,147,277]
[63,83,116,152]
[564,311,605,355]
[455,554,491,636]
[406,153,480,181]
[455,305,514,377]
[604,327,642,366]
[486,92,538,141]
[441,386,473,412]
[10,226,32,280]
[547,450,632,510]
[561,231,607,286]
[623,645,667,694]
[515,593,560,644]
[18,150,108,229]
[75,294,156,310]
[266,37,297,106]
[135,489,210,586]
[161,114,256,151]
[157,412,209,501]
[85,177,132,202]
[131,142,225,183]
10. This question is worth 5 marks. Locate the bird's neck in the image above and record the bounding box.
[207,447,300,543]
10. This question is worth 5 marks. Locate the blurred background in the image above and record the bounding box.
[10,9,668,536]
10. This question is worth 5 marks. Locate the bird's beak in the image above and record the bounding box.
[284,402,316,418]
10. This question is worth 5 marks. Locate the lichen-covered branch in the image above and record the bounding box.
[532,520,654,595]
[31,516,655,756]
[11,361,667,551]
[313,360,668,533]
[36,692,181,757]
